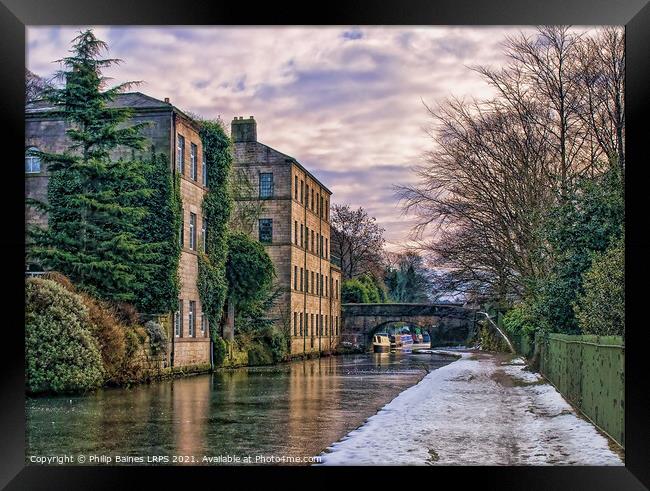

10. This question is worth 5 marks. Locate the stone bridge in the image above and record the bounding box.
[341,303,478,350]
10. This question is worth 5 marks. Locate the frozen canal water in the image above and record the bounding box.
[319,350,623,465]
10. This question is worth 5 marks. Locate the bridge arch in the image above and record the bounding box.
[341,303,476,350]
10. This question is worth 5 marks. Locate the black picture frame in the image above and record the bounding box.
[2,1,649,489]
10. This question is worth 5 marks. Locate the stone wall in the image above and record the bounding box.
[174,115,211,367]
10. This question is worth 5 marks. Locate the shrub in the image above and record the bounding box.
[574,236,624,336]
[477,324,510,352]
[119,325,148,382]
[268,330,289,363]
[145,320,168,356]
[247,342,273,366]
[113,302,140,326]
[80,292,127,382]
[341,278,370,303]
[213,335,228,366]
[502,302,537,338]
[25,278,104,394]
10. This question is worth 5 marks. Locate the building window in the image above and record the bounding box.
[294,312,298,336]
[201,218,207,253]
[25,147,41,174]
[311,271,314,294]
[311,314,315,337]
[321,236,324,258]
[179,213,184,247]
[300,180,304,203]
[320,315,324,336]
[336,279,339,299]
[294,265,298,290]
[325,238,328,259]
[202,149,207,186]
[336,316,339,335]
[325,315,328,335]
[300,313,303,336]
[316,233,320,255]
[190,143,198,181]
[294,175,298,200]
[320,196,324,218]
[325,275,328,297]
[305,269,309,292]
[176,134,185,175]
[201,312,208,336]
[311,230,314,252]
[316,273,319,295]
[259,172,274,198]
[300,268,304,291]
[294,221,298,245]
[330,277,333,299]
[305,184,309,208]
[174,301,183,337]
[300,224,304,248]
[188,301,196,337]
[259,218,273,243]
[325,200,329,221]
[189,213,196,250]
[317,193,320,216]
[311,189,315,211]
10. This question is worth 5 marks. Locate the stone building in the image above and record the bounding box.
[25,92,211,368]
[231,117,342,355]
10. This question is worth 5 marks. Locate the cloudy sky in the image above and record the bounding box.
[27,26,541,251]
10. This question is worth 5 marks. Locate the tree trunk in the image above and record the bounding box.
[225,297,235,341]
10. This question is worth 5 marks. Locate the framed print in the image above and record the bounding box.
[1,0,649,489]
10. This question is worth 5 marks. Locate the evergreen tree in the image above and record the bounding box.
[27,30,158,307]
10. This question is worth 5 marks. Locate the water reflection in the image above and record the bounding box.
[26,352,453,464]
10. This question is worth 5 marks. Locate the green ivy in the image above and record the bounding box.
[136,150,182,314]
[197,120,233,331]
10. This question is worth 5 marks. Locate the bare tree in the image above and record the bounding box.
[330,204,385,280]
[575,27,625,178]
[26,69,51,104]
[229,168,266,234]
[398,26,624,302]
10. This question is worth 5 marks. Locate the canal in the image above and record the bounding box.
[26,351,455,464]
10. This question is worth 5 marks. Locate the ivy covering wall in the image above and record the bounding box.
[197,120,233,330]
[137,150,182,314]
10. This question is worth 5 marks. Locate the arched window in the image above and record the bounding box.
[25,147,41,174]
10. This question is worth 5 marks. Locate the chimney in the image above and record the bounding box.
[164,97,170,103]
[231,116,257,143]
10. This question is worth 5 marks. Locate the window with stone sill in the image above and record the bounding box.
[202,150,207,186]
[174,301,183,337]
[189,212,196,250]
[259,172,273,198]
[25,147,41,174]
[176,134,185,175]
[190,143,198,181]
[188,300,196,337]
[259,218,273,243]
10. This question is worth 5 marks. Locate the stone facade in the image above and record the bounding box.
[232,117,342,355]
[25,92,211,368]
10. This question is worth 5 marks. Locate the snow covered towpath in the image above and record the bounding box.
[318,350,623,465]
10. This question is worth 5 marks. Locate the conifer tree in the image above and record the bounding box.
[27,30,158,307]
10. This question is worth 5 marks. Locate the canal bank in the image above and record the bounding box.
[26,351,453,464]
[319,350,623,465]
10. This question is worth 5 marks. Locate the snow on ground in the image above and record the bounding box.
[318,351,623,466]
